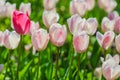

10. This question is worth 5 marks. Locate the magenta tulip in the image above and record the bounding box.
[108,11,119,20]
[49,23,67,47]
[73,31,89,53]
[114,17,120,33]
[12,10,31,35]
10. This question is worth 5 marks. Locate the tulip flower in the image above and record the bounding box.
[86,0,95,11]
[29,21,40,35]
[0,4,7,18]
[3,30,20,49]
[5,2,16,17]
[108,11,119,20]
[101,54,120,80]
[42,10,59,28]
[85,18,98,35]
[0,31,4,46]
[94,67,102,80]
[0,0,5,6]
[98,0,117,13]
[49,23,67,47]
[96,31,115,50]
[32,28,49,51]
[70,0,87,16]
[19,3,31,16]
[101,17,115,32]
[73,31,89,53]
[12,10,31,35]
[115,34,120,53]
[43,0,58,10]
[114,17,120,33]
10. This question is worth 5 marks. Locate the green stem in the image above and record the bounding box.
[55,47,59,79]
[37,52,40,80]
[50,44,53,79]
[16,35,22,80]
[77,53,80,79]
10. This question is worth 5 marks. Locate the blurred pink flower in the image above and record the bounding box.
[32,29,49,51]
[101,54,120,80]
[0,0,6,6]
[3,30,20,49]
[101,17,115,32]
[96,31,115,50]
[19,3,31,16]
[86,0,95,11]
[49,23,67,47]
[98,0,117,13]
[70,0,87,16]
[73,31,89,53]
[114,17,120,33]
[108,11,119,20]
[42,10,59,28]
[0,31,4,46]
[43,0,58,10]
[115,34,120,53]
[12,10,31,35]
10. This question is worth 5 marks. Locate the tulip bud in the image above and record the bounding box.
[96,31,115,50]
[115,34,120,53]
[43,0,58,10]
[19,3,31,16]
[94,67,102,80]
[42,10,59,28]
[102,54,120,80]
[29,21,40,35]
[73,31,89,53]
[32,29,49,51]
[114,17,120,33]
[49,23,67,47]
[12,10,31,35]
[70,0,87,16]
[5,2,16,17]
[108,11,119,20]
[3,30,20,49]
[0,31,4,46]
[101,17,115,32]
[86,0,95,11]
[85,18,98,35]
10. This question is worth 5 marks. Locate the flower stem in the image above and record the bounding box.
[37,52,40,80]
[16,35,22,80]
[77,53,80,79]
[55,47,59,79]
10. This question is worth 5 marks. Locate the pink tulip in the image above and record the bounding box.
[108,11,119,20]
[85,18,98,35]
[115,34,120,53]
[43,0,58,10]
[0,4,7,18]
[3,30,20,49]
[32,29,49,51]
[101,54,120,80]
[5,2,16,17]
[96,31,115,50]
[114,17,120,33]
[86,0,95,11]
[70,0,87,16]
[0,31,4,46]
[101,17,115,32]
[29,21,40,35]
[98,0,117,13]
[73,31,89,53]
[42,10,59,28]
[19,3,31,16]
[49,23,67,47]
[12,10,31,35]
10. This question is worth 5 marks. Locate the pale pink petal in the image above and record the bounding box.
[96,31,103,47]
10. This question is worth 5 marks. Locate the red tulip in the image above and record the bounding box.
[12,10,31,35]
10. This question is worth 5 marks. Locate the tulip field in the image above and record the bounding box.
[1,0,120,80]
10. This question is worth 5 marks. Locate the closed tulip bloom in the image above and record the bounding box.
[96,31,115,50]
[114,17,120,33]
[70,0,87,16]
[3,30,20,49]
[49,23,67,47]
[5,2,16,17]
[108,11,119,20]
[12,10,31,35]
[115,34,120,53]
[19,3,31,16]
[85,18,98,35]
[94,67,102,80]
[86,0,95,11]
[101,17,115,32]
[42,10,59,28]
[43,0,58,10]
[98,0,117,13]
[73,31,89,53]
[0,31,4,46]
[32,29,49,51]
[101,54,120,80]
